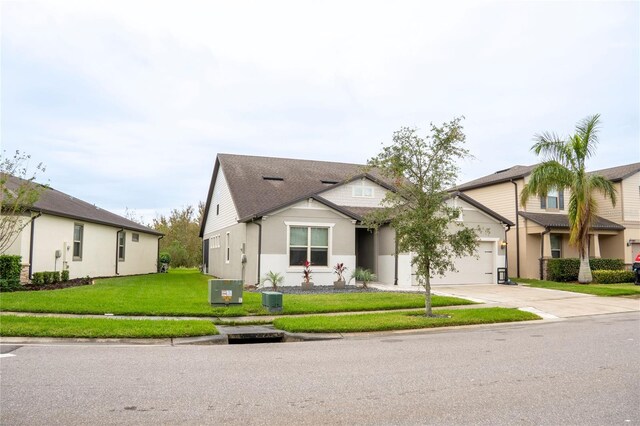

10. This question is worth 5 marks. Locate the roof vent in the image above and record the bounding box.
[321,180,338,185]
[262,176,284,181]
[494,168,511,174]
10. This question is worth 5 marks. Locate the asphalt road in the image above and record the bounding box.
[1,312,639,425]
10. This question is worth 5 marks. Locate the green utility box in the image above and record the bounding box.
[262,291,283,313]
[209,279,243,306]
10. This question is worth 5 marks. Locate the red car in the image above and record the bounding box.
[633,253,640,285]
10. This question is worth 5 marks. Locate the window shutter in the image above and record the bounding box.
[540,196,546,209]
[559,191,564,210]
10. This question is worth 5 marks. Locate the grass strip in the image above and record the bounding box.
[0,270,472,317]
[517,278,640,297]
[0,315,218,338]
[272,307,540,333]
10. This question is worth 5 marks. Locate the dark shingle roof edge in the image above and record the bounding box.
[518,211,625,231]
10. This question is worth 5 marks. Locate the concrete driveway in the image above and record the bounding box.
[431,284,640,318]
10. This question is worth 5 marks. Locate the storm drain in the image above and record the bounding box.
[217,326,288,345]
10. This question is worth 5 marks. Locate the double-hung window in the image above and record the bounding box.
[352,180,374,198]
[289,226,329,266]
[547,189,559,209]
[550,234,562,259]
[73,224,83,261]
[118,231,126,261]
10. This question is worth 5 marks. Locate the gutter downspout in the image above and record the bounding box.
[115,228,124,275]
[157,235,164,273]
[540,227,551,280]
[501,224,516,285]
[28,212,42,279]
[394,236,398,286]
[510,180,521,278]
[253,219,262,286]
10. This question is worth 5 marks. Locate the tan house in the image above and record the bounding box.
[3,176,163,282]
[455,162,640,279]
[199,154,513,288]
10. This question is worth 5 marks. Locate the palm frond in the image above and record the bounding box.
[588,174,617,207]
[574,114,601,161]
[520,161,571,205]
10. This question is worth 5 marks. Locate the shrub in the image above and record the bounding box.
[0,278,22,292]
[43,271,53,284]
[61,269,70,282]
[52,271,61,283]
[350,267,377,289]
[590,258,625,271]
[547,258,627,282]
[261,271,284,290]
[159,252,171,265]
[592,270,635,284]
[31,272,45,285]
[0,255,22,281]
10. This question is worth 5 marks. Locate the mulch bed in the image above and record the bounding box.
[17,278,93,292]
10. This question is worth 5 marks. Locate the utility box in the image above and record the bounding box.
[262,291,283,313]
[209,279,243,306]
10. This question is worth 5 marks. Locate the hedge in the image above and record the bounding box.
[0,278,22,292]
[0,255,22,281]
[592,270,635,284]
[547,258,626,282]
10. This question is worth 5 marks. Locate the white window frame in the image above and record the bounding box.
[73,223,83,261]
[285,222,334,270]
[225,232,230,263]
[118,231,126,261]
[352,179,374,198]
[547,188,559,210]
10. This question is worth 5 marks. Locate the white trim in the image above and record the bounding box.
[285,222,335,271]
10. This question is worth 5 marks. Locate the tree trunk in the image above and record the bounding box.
[424,272,432,317]
[578,253,592,284]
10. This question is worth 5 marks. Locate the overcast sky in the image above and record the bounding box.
[1,0,638,224]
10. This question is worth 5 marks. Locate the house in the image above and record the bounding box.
[199,154,513,288]
[2,175,163,282]
[455,162,640,279]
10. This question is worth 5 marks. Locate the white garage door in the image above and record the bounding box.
[429,241,495,285]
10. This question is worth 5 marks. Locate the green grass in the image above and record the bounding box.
[0,269,472,317]
[517,278,640,297]
[273,307,540,333]
[0,315,218,338]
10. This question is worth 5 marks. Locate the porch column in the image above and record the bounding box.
[542,232,552,258]
[591,234,601,258]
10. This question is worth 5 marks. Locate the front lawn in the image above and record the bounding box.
[273,307,540,333]
[517,278,640,297]
[0,269,472,317]
[0,315,218,338]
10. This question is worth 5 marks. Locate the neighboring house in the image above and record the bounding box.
[455,162,640,279]
[3,176,163,282]
[199,154,513,288]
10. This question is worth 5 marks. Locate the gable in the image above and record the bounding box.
[202,167,239,236]
[321,177,391,208]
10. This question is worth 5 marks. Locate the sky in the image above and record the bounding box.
[1,0,638,224]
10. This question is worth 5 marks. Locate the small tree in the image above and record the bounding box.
[365,118,479,316]
[261,271,284,290]
[0,151,46,254]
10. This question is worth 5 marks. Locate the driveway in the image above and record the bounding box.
[431,284,640,318]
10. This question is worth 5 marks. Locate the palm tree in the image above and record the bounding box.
[520,114,616,283]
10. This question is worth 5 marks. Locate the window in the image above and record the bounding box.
[352,179,374,198]
[118,231,126,261]
[132,233,139,242]
[550,234,562,259]
[225,232,230,263]
[541,188,563,210]
[289,226,329,266]
[547,189,559,209]
[73,224,83,260]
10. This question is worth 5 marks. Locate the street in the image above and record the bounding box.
[1,312,639,425]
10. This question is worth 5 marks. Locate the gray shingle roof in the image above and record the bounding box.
[591,162,640,182]
[4,174,162,236]
[518,211,624,231]
[455,165,538,191]
[215,153,393,222]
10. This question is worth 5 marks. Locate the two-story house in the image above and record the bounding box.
[199,154,514,288]
[455,162,640,279]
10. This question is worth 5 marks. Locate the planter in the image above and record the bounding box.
[333,280,346,289]
[301,281,314,290]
